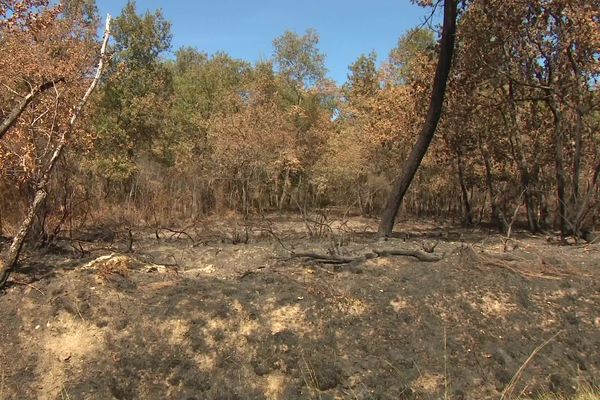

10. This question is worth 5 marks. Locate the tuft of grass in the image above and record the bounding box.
[519,386,600,400]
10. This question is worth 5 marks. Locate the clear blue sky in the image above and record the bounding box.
[95,1,433,84]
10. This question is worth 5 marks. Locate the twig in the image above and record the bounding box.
[157,226,195,242]
[444,324,448,400]
[500,331,562,400]
[10,278,45,295]
[72,296,85,322]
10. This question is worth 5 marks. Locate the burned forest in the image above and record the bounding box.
[0,0,599,399]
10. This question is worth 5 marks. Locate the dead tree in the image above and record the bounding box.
[0,15,112,289]
[378,0,458,237]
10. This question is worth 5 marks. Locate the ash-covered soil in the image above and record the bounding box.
[0,219,599,399]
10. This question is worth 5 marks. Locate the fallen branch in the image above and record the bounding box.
[373,249,442,262]
[285,247,443,269]
[457,246,584,280]
[156,226,195,242]
[288,252,357,264]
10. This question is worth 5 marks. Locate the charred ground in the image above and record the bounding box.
[0,217,598,400]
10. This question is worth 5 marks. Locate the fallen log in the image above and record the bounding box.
[286,247,443,269]
[287,252,356,264]
[373,249,442,262]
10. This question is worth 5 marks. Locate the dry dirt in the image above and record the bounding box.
[0,217,599,399]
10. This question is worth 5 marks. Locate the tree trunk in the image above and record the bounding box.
[548,102,568,236]
[478,134,509,233]
[378,0,458,237]
[278,168,290,210]
[456,151,473,226]
[571,107,584,224]
[506,84,539,233]
[512,135,538,233]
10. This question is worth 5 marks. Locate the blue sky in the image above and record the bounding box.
[95,1,434,84]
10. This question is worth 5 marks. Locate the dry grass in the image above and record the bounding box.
[520,387,600,400]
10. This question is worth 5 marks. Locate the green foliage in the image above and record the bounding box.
[90,0,173,181]
[344,51,380,100]
[167,48,250,168]
[111,0,172,68]
[272,28,326,89]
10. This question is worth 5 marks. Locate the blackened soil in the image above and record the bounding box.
[0,232,598,399]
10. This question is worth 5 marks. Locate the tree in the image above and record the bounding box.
[0,0,63,140]
[378,0,458,237]
[442,0,600,238]
[344,52,380,100]
[61,0,98,25]
[272,28,326,90]
[0,11,111,288]
[90,0,173,185]
[387,28,436,84]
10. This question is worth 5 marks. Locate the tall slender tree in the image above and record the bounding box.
[378,0,458,237]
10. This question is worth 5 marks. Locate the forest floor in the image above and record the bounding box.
[0,215,599,400]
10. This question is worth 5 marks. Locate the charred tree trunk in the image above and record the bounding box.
[478,134,509,233]
[456,151,473,226]
[378,0,458,237]
[506,84,539,233]
[548,102,568,237]
[567,46,584,227]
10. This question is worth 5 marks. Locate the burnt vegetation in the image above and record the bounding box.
[0,0,599,399]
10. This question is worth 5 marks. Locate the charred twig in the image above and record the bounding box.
[459,245,584,280]
[10,278,45,295]
[157,227,195,242]
[421,240,440,253]
[258,214,294,252]
[239,266,266,280]
[127,228,134,252]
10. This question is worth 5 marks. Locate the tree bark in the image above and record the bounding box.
[478,133,509,233]
[378,0,458,237]
[571,107,584,217]
[503,83,539,232]
[456,151,473,226]
[0,15,111,289]
[548,102,568,237]
[0,78,65,140]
